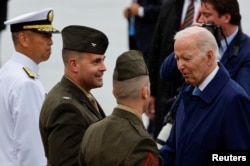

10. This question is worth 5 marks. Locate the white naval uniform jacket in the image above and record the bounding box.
[0,52,46,166]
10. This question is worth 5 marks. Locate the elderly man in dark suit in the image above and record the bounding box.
[79,50,160,166]
[39,25,108,166]
[160,26,250,166]
[159,0,250,150]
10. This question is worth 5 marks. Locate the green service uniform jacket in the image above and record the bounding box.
[79,107,160,166]
[39,76,105,166]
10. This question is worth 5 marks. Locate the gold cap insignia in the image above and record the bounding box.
[48,10,54,23]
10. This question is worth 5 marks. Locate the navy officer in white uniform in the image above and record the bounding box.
[0,8,59,166]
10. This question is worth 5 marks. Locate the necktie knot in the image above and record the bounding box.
[192,87,201,96]
[88,94,99,112]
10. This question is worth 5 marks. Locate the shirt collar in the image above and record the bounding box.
[64,76,97,104]
[65,75,89,94]
[219,26,239,57]
[198,65,219,91]
[12,51,39,76]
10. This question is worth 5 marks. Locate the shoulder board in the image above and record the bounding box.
[23,67,37,79]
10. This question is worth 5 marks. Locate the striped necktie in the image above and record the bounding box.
[182,0,195,29]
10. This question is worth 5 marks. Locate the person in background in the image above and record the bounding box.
[0,0,9,66]
[147,0,201,139]
[39,25,108,165]
[197,0,250,95]
[160,26,250,166]
[161,0,250,100]
[123,0,162,64]
[79,50,160,166]
[0,8,59,166]
[0,0,8,32]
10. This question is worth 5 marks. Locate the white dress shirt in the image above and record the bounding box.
[198,65,219,91]
[219,26,239,59]
[0,52,46,166]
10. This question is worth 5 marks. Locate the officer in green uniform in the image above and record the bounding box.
[39,25,109,166]
[79,50,160,166]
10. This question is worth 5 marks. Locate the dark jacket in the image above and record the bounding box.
[0,0,8,31]
[39,76,105,166]
[160,64,250,166]
[134,0,162,61]
[147,0,184,138]
[80,108,160,166]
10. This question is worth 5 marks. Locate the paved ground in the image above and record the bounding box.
[1,0,250,119]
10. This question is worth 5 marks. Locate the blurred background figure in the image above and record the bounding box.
[0,0,9,66]
[147,0,201,139]
[197,0,250,95]
[0,0,8,33]
[123,0,162,64]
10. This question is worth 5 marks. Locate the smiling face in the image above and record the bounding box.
[76,53,107,92]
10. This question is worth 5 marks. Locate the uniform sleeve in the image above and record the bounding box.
[46,103,87,166]
[125,137,160,166]
[11,80,46,166]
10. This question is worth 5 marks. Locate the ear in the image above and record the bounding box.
[206,50,214,65]
[112,89,117,98]
[141,86,149,99]
[68,58,78,73]
[18,32,29,47]
[221,13,231,24]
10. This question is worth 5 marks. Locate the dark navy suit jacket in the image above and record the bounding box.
[134,0,162,55]
[160,64,250,166]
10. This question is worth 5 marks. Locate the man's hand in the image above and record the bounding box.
[146,96,156,120]
[123,7,131,19]
[130,2,140,16]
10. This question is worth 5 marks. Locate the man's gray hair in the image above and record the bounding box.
[174,26,220,60]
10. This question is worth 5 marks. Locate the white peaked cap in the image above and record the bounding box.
[5,8,60,33]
